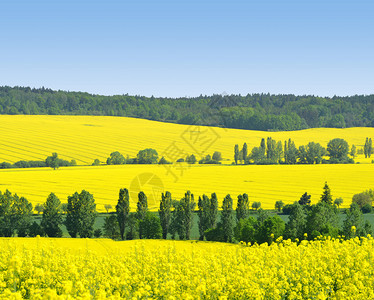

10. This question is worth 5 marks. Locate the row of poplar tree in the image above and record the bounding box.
[1,183,371,244]
[234,137,373,165]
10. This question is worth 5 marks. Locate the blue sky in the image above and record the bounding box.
[0,0,373,97]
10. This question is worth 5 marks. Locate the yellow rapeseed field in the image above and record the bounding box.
[0,115,373,164]
[0,115,373,211]
[1,237,374,299]
[0,164,373,211]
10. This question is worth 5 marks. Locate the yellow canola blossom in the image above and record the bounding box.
[1,237,374,299]
[0,115,373,211]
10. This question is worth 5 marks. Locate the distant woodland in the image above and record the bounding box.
[1,86,374,131]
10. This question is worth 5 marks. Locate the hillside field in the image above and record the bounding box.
[1,237,374,298]
[0,115,374,164]
[0,163,373,211]
[0,115,373,211]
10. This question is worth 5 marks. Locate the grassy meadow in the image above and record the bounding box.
[0,115,373,211]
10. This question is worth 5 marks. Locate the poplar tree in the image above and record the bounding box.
[66,190,96,238]
[242,143,248,164]
[136,191,148,238]
[198,195,210,240]
[234,144,239,165]
[208,193,218,229]
[236,193,250,221]
[222,194,234,242]
[159,191,172,239]
[116,188,130,240]
[41,192,63,237]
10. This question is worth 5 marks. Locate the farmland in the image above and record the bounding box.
[1,237,374,299]
[0,161,373,212]
[0,115,373,211]
[0,115,374,165]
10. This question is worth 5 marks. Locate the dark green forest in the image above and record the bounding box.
[1,86,374,130]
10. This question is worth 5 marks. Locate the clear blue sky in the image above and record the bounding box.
[0,0,373,97]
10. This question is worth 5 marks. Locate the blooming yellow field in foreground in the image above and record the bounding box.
[1,237,374,299]
[0,163,373,211]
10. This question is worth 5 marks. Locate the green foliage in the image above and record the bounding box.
[137,148,158,164]
[65,190,97,238]
[0,190,33,237]
[236,193,250,221]
[320,182,333,205]
[234,144,239,165]
[126,214,139,240]
[199,154,221,164]
[29,221,44,237]
[41,193,63,237]
[255,215,285,244]
[334,197,343,208]
[364,137,373,158]
[234,217,256,243]
[342,203,365,239]
[106,151,126,165]
[306,202,339,237]
[352,190,373,208]
[159,191,172,239]
[103,215,120,239]
[305,142,325,164]
[212,151,223,162]
[94,229,102,238]
[2,87,374,131]
[92,159,100,166]
[139,212,162,239]
[327,138,349,163]
[136,192,148,238]
[197,193,219,240]
[221,194,234,242]
[284,139,298,164]
[46,152,59,169]
[299,192,311,206]
[361,203,372,214]
[284,203,307,241]
[170,191,195,240]
[35,203,44,214]
[275,200,284,212]
[116,188,130,240]
[242,143,248,164]
[252,201,261,210]
[186,154,197,164]
[158,156,171,164]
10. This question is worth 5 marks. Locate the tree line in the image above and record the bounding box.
[2,86,374,131]
[234,137,373,165]
[0,153,76,169]
[1,183,373,244]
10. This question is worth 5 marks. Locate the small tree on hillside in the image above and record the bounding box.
[252,201,261,210]
[275,200,284,212]
[104,204,112,213]
[334,197,343,208]
[46,152,59,170]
